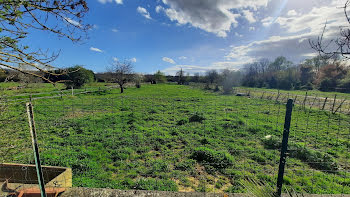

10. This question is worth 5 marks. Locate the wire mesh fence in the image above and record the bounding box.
[1,93,349,195]
[234,87,350,115]
[0,85,120,104]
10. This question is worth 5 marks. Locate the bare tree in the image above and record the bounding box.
[176,68,185,85]
[310,0,350,59]
[206,70,219,84]
[107,59,134,93]
[0,0,90,84]
[134,73,144,88]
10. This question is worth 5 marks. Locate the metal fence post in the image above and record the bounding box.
[26,102,47,197]
[276,99,293,196]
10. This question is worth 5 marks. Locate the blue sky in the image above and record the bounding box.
[24,0,347,75]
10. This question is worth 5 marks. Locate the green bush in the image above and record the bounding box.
[147,159,170,174]
[110,147,133,161]
[338,76,350,93]
[133,178,178,191]
[177,119,188,125]
[154,70,167,83]
[189,112,205,123]
[300,82,313,90]
[289,143,338,172]
[179,177,191,187]
[175,159,195,171]
[215,179,226,189]
[191,147,234,169]
[262,136,338,172]
[319,78,337,92]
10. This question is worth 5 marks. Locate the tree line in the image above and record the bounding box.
[2,54,349,94]
[241,56,350,93]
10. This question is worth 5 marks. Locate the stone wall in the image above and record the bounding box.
[60,188,350,197]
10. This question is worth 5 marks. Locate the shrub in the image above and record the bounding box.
[262,136,338,172]
[223,81,233,94]
[289,143,338,172]
[315,63,347,92]
[338,75,350,93]
[215,179,226,189]
[134,178,178,191]
[154,70,167,83]
[179,177,191,187]
[204,83,210,90]
[175,159,195,171]
[189,112,205,123]
[110,148,133,161]
[191,147,234,169]
[319,78,337,92]
[247,126,261,134]
[214,85,220,92]
[147,159,170,174]
[300,82,313,90]
[196,181,208,192]
[0,70,7,82]
[177,119,188,125]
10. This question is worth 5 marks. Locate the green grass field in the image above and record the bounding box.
[1,83,349,194]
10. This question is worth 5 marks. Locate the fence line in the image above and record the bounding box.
[1,95,349,195]
[235,87,350,114]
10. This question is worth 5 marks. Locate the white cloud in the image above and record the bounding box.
[130,57,137,62]
[234,1,347,63]
[274,4,346,36]
[234,32,243,37]
[64,17,81,27]
[97,0,123,4]
[90,24,98,30]
[160,1,348,74]
[113,57,119,62]
[158,0,270,37]
[242,10,256,23]
[287,9,298,16]
[156,5,164,13]
[90,47,103,53]
[112,28,118,32]
[162,57,176,64]
[261,16,274,27]
[137,6,152,19]
[178,56,187,60]
[97,0,109,4]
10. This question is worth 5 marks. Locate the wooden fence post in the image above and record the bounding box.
[261,91,265,99]
[310,95,317,109]
[333,99,346,114]
[275,90,280,102]
[331,94,337,113]
[322,97,328,110]
[302,92,308,109]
